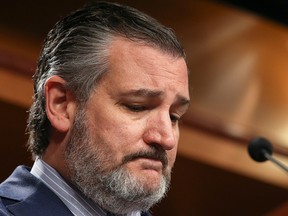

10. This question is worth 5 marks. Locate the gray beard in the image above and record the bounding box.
[64,109,171,215]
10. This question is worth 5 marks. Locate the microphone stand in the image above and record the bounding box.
[262,149,288,173]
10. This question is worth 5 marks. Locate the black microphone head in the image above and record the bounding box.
[248,137,273,162]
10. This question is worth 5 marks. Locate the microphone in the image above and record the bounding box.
[248,137,288,173]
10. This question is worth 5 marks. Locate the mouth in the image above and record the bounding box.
[122,149,168,169]
[134,157,164,172]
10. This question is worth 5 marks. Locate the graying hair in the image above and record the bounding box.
[27,1,186,156]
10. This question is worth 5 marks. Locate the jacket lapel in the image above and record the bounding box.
[1,166,73,216]
[6,183,72,216]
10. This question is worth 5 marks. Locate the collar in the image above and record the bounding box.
[31,158,106,216]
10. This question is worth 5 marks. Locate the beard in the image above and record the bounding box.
[64,108,172,215]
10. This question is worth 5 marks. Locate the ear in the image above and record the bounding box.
[45,76,76,133]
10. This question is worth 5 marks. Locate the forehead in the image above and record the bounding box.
[97,37,189,100]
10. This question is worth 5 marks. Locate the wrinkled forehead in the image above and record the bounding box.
[97,38,190,99]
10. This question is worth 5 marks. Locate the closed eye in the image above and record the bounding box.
[170,114,180,124]
[125,104,147,112]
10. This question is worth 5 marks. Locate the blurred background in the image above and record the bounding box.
[1,0,288,215]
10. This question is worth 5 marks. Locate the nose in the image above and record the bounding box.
[143,112,178,151]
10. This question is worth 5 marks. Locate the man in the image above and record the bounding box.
[0,1,190,216]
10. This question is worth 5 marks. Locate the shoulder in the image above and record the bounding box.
[0,166,36,215]
[0,166,39,200]
[0,166,73,216]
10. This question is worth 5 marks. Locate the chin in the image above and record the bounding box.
[134,171,164,192]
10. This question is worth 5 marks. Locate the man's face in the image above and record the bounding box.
[65,38,190,214]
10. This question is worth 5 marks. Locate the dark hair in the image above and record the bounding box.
[27,1,186,156]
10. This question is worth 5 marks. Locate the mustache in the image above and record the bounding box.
[122,148,169,169]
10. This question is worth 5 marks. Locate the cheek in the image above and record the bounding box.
[168,130,179,166]
[88,112,144,158]
[167,147,178,167]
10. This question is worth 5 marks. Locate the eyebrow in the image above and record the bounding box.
[119,88,190,107]
[119,89,164,98]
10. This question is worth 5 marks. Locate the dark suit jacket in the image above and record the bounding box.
[0,166,151,216]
